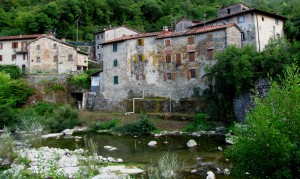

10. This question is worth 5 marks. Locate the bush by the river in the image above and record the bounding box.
[226,65,300,178]
[183,113,215,132]
[89,118,120,132]
[113,113,156,135]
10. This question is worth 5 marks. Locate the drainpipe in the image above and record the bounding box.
[125,90,145,115]
[255,14,261,51]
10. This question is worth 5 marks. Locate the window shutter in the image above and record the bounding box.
[143,74,146,80]
[176,53,181,66]
[171,73,175,80]
[187,70,191,80]
[136,39,139,46]
[136,74,139,80]
[164,73,167,81]
[135,54,138,62]
[142,54,145,62]
[141,39,145,46]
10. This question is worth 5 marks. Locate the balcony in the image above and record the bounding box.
[15,47,28,54]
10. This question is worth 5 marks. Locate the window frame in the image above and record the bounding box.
[238,16,245,23]
[113,59,118,67]
[190,69,196,79]
[164,39,171,46]
[166,54,172,63]
[12,42,18,49]
[68,54,73,61]
[113,43,117,52]
[113,76,119,84]
[188,52,195,62]
[36,56,41,63]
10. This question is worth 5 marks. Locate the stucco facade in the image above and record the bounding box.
[192,3,286,51]
[0,34,43,72]
[94,26,138,62]
[100,24,242,109]
[28,35,88,74]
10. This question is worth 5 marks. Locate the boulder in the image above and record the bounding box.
[187,139,197,148]
[104,146,113,150]
[41,133,63,139]
[148,141,157,147]
[206,171,216,179]
[109,147,117,151]
[224,168,230,175]
[62,129,74,136]
[116,158,123,163]
[190,169,197,173]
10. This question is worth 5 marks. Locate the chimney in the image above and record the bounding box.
[163,26,169,31]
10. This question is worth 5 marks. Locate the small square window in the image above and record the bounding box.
[77,66,82,71]
[190,69,196,79]
[238,16,245,23]
[12,42,18,49]
[189,52,195,62]
[37,57,41,62]
[113,59,118,67]
[166,54,171,63]
[114,76,119,84]
[68,54,73,61]
[207,49,214,59]
[53,55,58,62]
[37,45,40,50]
[188,36,194,44]
[113,43,117,52]
[12,55,16,61]
[137,39,144,46]
[53,44,57,49]
[164,39,171,46]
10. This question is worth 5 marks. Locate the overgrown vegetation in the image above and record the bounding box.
[89,119,120,132]
[0,65,22,79]
[226,65,300,178]
[0,128,15,162]
[68,73,90,90]
[183,113,214,132]
[113,113,156,135]
[147,152,182,179]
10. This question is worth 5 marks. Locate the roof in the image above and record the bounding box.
[0,34,44,41]
[101,31,166,45]
[94,26,139,34]
[157,23,242,39]
[191,8,287,28]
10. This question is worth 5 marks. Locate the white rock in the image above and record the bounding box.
[109,147,117,151]
[98,165,144,175]
[41,133,63,139]
[148,141,157,146]
[187,139,197,147]
[225,138,234,145]
[216,167,222,174]
[104,146,113,150]
[107,157,115,162]
[74,136,82,139]
[62,129,74,136]
[217,146,223,151]
[206,171,216,179]
[154,134,161,137]
[224,168,230,175]
[116,158,123,163]
[190,169,197,173]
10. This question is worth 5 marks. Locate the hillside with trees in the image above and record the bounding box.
[0,0,299,41]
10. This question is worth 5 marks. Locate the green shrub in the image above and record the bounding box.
[113,114,156,135]
[68,73,90,89]
[49,83,65,92]
[0,65,22,79]
[0,128,15,162]
[32,102,55,117]
[183,113,214,132]
[44,104,82,133]
[0,105,14,128]
[89,118,119,132]
[226,65,300,178]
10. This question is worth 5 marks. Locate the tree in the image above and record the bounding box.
[226,65,300,178]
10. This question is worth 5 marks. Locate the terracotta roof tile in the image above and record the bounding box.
[0,34,44,41]
[102,31,167,45]
[157,23,241,39]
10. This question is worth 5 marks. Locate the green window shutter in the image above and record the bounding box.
[113,59,118,67]
[114,76,119,84]
[113,43,117,51]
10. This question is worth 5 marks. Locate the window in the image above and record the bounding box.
[241,32,246,40]
[207,33,213,41]
[113,43,117,51]
[166,54,171,63]
[136,38,144,46]
[0,55,2,61]
[54,44,57,49]
[190,69,196,79]
[262,17,264,21]
[207,49,214,59]
[138,55,143,62]
[22,65,26,73]
[227,8,230,14]
[113,59,118,67]
[113,76,119,84]
[12,42,18,49]
[97,34,99,40]
[176,53,181,66]
[23,54,26,60]
[98,54,102,61]
[0,43,3,49]
[37,57,41,62]
[37,45,40,50]
[83,67,87,71]
[68,54,73,61]
[101,33,103,39]
[164,39,171,46]
[53,55,58,62]
[189,52,195,61]
[275,18,279,25]
[276,33,280,39]
[97,45,100,49]
[188,36,194,44]
[167,73,172,80]
[136,74,146,80]
[77,66,82,71]
[238,16,245,23]
[12,55,16,61]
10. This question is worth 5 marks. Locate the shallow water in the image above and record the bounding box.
[42,132,233,178]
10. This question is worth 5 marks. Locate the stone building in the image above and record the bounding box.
[94,26,138,63]
[28,35,88,74]
[99,24,242,110]
[191,3,286,51]
[0,34,43,72]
